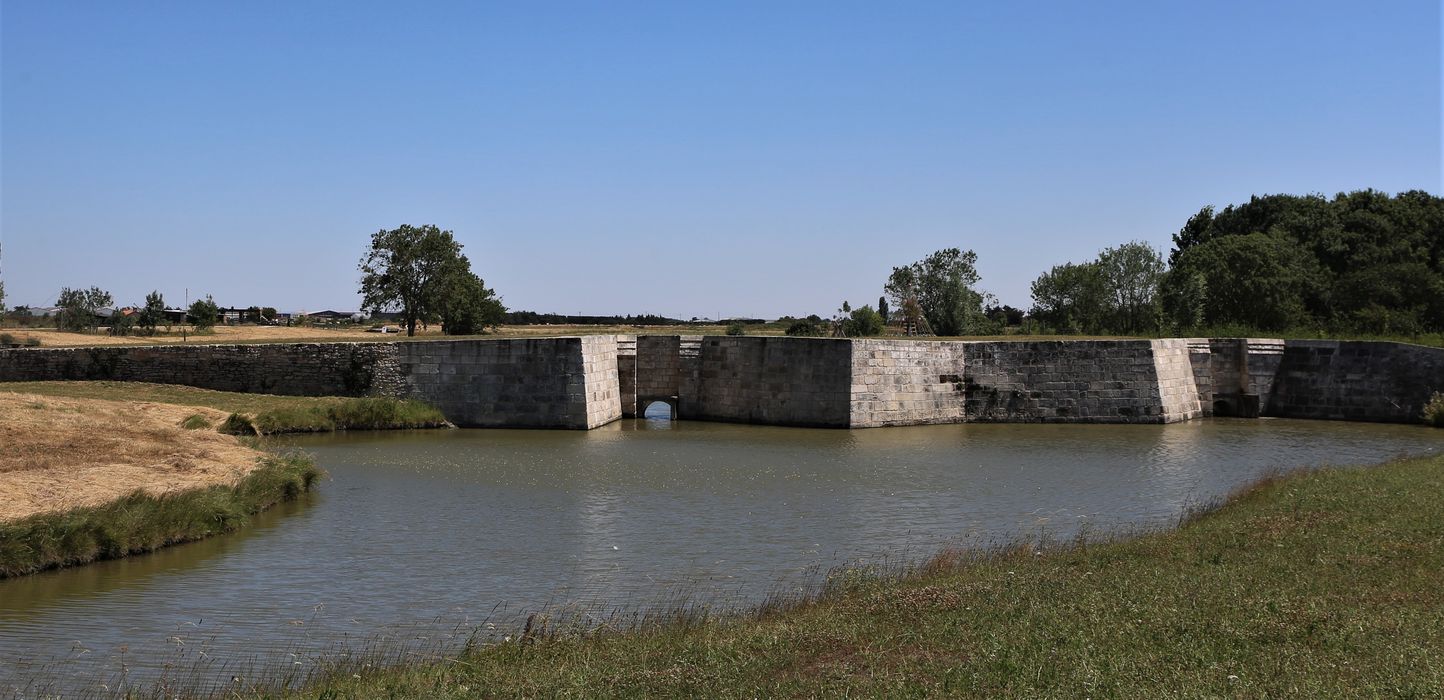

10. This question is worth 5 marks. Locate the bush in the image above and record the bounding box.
[180,414,212,430]
[786,320,824,336]
[23,336,41,347]
[0,332,13,345]
[1424,392,1444,427]
[726,322,746,336]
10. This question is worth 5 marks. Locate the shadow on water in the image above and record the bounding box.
[2,417,1439,695]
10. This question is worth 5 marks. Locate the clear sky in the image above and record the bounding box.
[2,1,1439,318]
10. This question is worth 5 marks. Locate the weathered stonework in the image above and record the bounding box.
[2,335,1440,429]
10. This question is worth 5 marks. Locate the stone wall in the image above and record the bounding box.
[849,339,968,427]
[0,342,405,397]
[1267,340,1444,423]
[616,337,637,417]
[3,335,1438,429]
[398,338,617,429]
[961,340,1185,423]
[682,336,853,427]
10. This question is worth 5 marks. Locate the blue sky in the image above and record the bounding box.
[2,1,1439,317]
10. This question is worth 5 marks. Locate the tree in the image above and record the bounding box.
[188,295,220,330]
[358,224,479,337]
[842,305,885,337]
[56,286,113,332]
[439,271,505,335]
[138,291,166,336]
[1097,241,1165,334]
[1171,233,1315,331]
[109,310,136,336]
[877,296,889,324]
[0,244,6,312]
[1029,262,1110,334]
[884,248,988,336]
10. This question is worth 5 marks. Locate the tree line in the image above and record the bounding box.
[850,189,1442,339]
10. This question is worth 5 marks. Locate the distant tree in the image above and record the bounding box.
[1159,269,1208,333]
[1029,262,1110,333]
[188,295,220,330]
[260,307,278,322]
[725,321,746,336]
[984,304,1025,327]
[358,224,479,337]
[439,271,506,335]
[0,244,6,313]
[1097,241,1165,333]
[137,291,166,335]
[842,305,886,337]
[878,296,889,323]
[884,248,988,336]
[109,310,136,336]
[56,286,113,332]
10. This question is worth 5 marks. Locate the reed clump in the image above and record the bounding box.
[0,455,321,578]
[220,397,449,435]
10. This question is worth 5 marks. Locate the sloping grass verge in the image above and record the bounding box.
[278,454,1444,698]
[0,382,450,435]
[0,455,321,578]
[219,397,449,435]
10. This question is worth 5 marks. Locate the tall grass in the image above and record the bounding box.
[0,455,321,578]
[220,397,449,435]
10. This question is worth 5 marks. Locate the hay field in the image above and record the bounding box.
[0,393,264,521]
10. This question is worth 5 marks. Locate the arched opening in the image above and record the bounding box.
[640,398,677,421]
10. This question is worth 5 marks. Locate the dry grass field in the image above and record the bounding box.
[0,393,265,522]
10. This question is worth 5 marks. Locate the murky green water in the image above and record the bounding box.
[1,416,1439,694]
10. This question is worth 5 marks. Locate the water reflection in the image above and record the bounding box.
[0,418,1437,693]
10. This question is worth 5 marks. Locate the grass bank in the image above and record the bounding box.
[282,454,1443,698]
[1,381,449,434]
[0,455,320,578]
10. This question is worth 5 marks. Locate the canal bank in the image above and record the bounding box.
[2,417,1438,694]
[280,452,1444,699]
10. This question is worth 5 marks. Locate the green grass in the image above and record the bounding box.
[0,455,321,578]
[220,397,450,435]
[0,381,449,434]
[276,454,1444,698]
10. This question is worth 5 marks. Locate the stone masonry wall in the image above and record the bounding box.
[636,335,682,404]
[1267,340,1444,423]
[960,340,1182,423]
[579,335,624,429]
[398,338,609,429]
[0,342,405,397]
[683,336,853,427]
[849,340,968,427]
[616,336,637,417]
[1150,339,1205,422]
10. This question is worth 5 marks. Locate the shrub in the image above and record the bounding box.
[23,336,41,347]
[1423,392,1444,427]
[726,322,746,336]
[180,413,212,430]
[0,332,13,345]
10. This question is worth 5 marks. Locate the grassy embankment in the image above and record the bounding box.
[1,381,448,434]
[0,391,326,577]
[283,453,1444,698]
[0,455,319,578]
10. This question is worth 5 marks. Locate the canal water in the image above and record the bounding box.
[1,415,1439,694]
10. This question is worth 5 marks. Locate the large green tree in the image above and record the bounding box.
[359,224,487,337]
[1098,241,1165,334]
[1029,261,1110,334]
[1167,190,1444,333]
[439,271,505,335]
[884,248,988,336]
